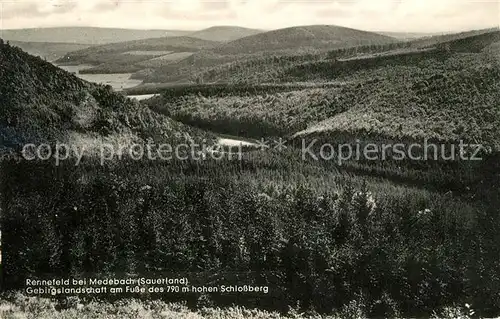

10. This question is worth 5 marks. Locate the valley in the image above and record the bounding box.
[1,23,500,319]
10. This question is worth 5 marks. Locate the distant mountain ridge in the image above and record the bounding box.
[0,26,262,45]
[0,27,192,45]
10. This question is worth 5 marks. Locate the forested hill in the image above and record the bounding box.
[211,25,398,55]
[139,25,400,83]
[0,39,212,154]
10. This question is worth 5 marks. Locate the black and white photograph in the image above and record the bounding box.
[0,0,499,317]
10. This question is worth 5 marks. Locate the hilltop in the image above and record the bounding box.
[0,39,211,154]
[189,26,263,42]
[0,27,191,45]
[211,25,398,55]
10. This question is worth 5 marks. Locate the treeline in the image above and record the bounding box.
[2,159,500,317]
[198,53,327,84]
[284,49,450,82]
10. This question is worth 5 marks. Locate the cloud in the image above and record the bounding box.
[0,0,498,32]
[2,1,77,19]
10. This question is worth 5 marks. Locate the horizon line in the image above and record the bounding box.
[1,24,499,35]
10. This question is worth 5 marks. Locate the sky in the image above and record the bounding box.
[0,0,498,33]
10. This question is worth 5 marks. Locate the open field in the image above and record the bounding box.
[56,64,142,90]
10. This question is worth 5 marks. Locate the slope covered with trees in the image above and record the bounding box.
[211,25,398,55]
[3,146,500,317]
[146,48,500,151]
[192,29,500,85]
[0,39,211,153]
